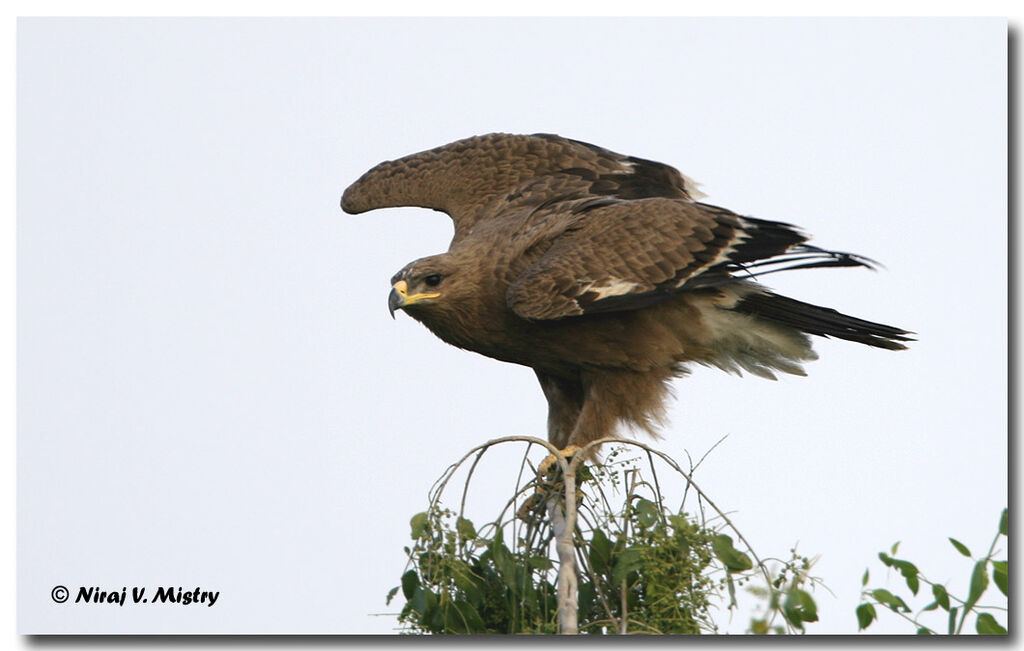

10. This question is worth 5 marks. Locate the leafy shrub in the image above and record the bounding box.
[386,438,823,634]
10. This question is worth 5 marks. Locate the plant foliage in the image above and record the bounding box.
[386,437,824,634]
[856,508,1007,635]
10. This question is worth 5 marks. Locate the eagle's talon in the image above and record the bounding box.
[516,492,546,521]
[537,445,583,476]
[519,445,586,521]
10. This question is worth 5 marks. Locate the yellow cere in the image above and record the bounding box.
[392,279,440,305]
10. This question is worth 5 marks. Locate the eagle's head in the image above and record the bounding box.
[387,251,506,355]
[388,254,462,319]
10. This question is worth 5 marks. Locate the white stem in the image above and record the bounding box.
[547,459,578,635]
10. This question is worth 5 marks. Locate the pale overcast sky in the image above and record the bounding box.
[18,17,1006,634]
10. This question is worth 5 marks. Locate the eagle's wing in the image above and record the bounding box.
[340,133,701,244]
[507,197,872,320]
[342,132,873,321]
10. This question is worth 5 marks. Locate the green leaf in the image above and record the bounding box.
[890,541,900,555]
[783,588,818,629]
[921,600,939,612]
[976,612,1007,635]
[861,568,870,587]
[949,537,972,557]
[799,589,819,623]
[895,559,920,595]
[992,560,1007,596]
[856,602,876,630]
[445,600,486,634]
[916,627,932,635]
[588,529,613,577]
[450,560,482,605]
[489,537,517,589]
[426,598,444,632]
[894,594,911,612]
[456,516,476,540]
[578,580,595,617]
[879,554,921,595]
[401,570,419,600]
[528,555,553,571]
[410,586,436,616]
[410,512,428,539]
[904,571,920,596]
[999,508,1007,536]
[612,546,645,584]
[965,559,990,610]
[870,588,910,613]
[712,534,753,572]
[385,585,399,605]
[932,584,951,611]
[668,514,692,534]
[870,588,895,606]
[750,618,769,635]
[948,607,958,635]
[793,588,818,622]
[634,498,660,529]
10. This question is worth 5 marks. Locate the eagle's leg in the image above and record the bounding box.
[563,374,619,452]
[568,368,671,454]
[535,371,585,474]
[536,371,584,448]
[521,373,585,521]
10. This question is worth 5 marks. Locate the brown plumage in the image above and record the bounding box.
[342,133,912,451]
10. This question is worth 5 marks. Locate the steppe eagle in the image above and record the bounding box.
[342,133,910,452]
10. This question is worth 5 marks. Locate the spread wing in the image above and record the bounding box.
[507,198,874,321]
[340,132,702,244]
[342,132,875,321]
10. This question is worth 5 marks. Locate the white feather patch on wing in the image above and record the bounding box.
[581,278,642,299]
[673,230,752,288]
[701,230,752,271]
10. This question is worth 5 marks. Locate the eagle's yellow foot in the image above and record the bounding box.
[516,491,546,521]
[519,446,587,522]
[537,445,583,476]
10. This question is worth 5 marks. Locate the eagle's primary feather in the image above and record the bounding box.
[343,133,912,450]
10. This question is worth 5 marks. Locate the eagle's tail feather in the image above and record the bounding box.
[731,291,913,351]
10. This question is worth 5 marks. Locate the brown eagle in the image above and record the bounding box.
[342,133,911,453]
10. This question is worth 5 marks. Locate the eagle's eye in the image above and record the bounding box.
[423,274,443,288]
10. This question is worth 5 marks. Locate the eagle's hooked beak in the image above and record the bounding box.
[388,279,440,318]
[388,282,405,319]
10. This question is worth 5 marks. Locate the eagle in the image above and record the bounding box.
[342,133,911,455]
